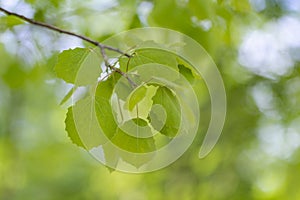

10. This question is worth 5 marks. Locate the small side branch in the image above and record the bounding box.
[100,47,137,87]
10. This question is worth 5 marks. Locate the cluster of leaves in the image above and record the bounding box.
[54,45,201,168]
[2,0,300,198]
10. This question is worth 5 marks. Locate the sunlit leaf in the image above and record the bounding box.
[178,64,195,84]
[94,73,156,167]
[127,85,147,111]
[54,48,102,85]
[151,86,181,137]
[119,48,178,72]
[126,84,158,119]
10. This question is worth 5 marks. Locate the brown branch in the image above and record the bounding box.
[0,6,137,86]
[0,7,131,57]
[100,47,137,87]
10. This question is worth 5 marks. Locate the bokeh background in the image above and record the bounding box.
[1,0,300,199]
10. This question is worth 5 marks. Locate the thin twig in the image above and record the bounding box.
[99,44,136,87]
[0,6,137,86]
[0,7,131,57]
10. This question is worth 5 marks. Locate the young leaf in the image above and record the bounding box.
[127,85,147,111]
[178,64,195,84]
[176,57,202,81]
[95,74,156,152]
[151,86,181,137]
[54,48,102,85]
[125,84,158,120]
[94,73,156,167]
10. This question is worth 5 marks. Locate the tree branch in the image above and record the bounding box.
[0,6,137,86]
[0,7,131,57]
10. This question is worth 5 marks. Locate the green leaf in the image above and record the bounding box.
[148,104,167,132]
[177,57,202,81]
[54,48,102,85]
[65,93,108,150]
[94,73,120,140]
[125,84,158,119]
[118,48,185,138]
[127,85,147,111]
[65,107,84,148]
[62,47,192,167]
[151,86,181,137]
[119,48,178,72]
[95,74,156,152]
[110,128,155,153]
[94,73,156,167]
[131,118,148,127]
[178,64,195,84]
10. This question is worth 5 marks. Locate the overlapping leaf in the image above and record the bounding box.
[63,46,199,169]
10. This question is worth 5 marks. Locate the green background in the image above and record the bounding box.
[1,0,300,199]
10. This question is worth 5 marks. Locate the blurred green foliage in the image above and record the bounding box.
[1,0,300,199]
